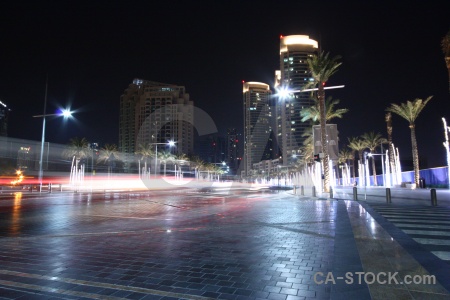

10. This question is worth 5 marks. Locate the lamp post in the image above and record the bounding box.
[33,109,73,192]
[151,140,175,176]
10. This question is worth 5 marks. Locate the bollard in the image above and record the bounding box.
[386,188,391,203]
[431,189,437,206]
[312,186,316,197]
[29,185,33,193]
[49,183,52,193]
[329,186,333,199]
[301,185,304,196]
[353,187,358,200]
[293,186,297,195]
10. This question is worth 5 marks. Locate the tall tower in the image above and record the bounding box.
[119,79,194,171]
[275,35,318,165]
[243,82,272,177]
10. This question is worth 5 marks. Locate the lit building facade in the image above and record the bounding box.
[275,35,318,165]
[226,128,239,174]
[243,82,273,177]
[196,133,226,164]
[0,100,11,137]
[119,79,194,170]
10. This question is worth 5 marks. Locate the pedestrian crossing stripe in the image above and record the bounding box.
[369,205,450,262]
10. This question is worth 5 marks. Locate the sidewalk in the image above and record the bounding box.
[332,186,450,206]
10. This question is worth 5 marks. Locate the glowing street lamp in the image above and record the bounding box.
[33,107,73,192]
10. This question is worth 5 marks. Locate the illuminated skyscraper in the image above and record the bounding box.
[119,79,194,171]
[0,100,10,137]
[243,82,272,177]
[227,128,239,174]
[275,35,318,165]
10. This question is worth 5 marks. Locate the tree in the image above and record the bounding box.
[361,132,387,186]
[347,137,367,182]
[385,112,396,175]
[299,127,314,166]
[300,96,348,123]
[386,96,433,186]
[306,51,342,193]
[62,137,91,165]
[97,144,120,174]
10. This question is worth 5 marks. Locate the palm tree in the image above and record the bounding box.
[62,137,91,165]
[347,137,367,184]
[386,96,433,186]
[158,150,176,176]
[385,112,396,175]
[306,51,342,193]
[97,144,120,174]
[300,96,349,123]
[301,96,348,180]
[361,132,387,186]
[135,143,154,176]
[300,127,314,164]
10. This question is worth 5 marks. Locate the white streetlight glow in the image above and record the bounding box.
[61,109,72,118]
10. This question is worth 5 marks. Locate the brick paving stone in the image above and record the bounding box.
[7,189,444,299]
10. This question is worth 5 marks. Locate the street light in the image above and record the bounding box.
[33,108,73,192]
[151,140,175,176]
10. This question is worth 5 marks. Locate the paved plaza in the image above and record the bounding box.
[0,186,449,299]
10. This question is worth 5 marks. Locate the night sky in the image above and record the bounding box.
[1,1,449,168]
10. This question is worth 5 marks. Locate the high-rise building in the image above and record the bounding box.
[275,35,318,165]
[196,133,226,164]
[226,128,239,174]
[119,79,194,170]
[243,82,273,177]
[0,100,11,137]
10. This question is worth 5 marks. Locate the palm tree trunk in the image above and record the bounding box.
[351,157,356,183]
[410,124,420,186]
[371,157,377,186]
[386,112,396,174]
[357,150,363,184]
[335,164,340,185]
[318,85,330,192]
